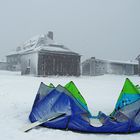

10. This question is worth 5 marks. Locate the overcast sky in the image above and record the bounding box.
[0,0,140,61]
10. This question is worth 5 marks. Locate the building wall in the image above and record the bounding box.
[95,60,107,75]
[82,60,90,75]
[38,52,80,76]
[134,64,139,75]
[6,54,21,71]
[20,52,38,75]
[82,58,107,76]
[125,64,134,75]
[107,63,138,75]
[107,63,124,75]
[0,62,8,70]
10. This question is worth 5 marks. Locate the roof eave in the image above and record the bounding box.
[38,49,81,56]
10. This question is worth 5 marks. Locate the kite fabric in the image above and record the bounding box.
[29,78,140,133]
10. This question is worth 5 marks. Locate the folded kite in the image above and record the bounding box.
[29,78,140,133]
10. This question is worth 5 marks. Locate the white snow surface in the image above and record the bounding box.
[0,70,140,140]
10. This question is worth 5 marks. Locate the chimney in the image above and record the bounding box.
[47,31,53,40]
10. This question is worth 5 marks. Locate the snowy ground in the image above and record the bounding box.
[0,70,140,140]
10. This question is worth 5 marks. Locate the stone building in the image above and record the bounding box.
[82,57,138,76]
[7,32,81,76]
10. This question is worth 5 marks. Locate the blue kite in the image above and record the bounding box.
[28,78,140,133]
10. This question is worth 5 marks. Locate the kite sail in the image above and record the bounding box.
[28,79,140,133]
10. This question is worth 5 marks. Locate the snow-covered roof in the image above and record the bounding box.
[35,45,72,53]
[106,59,138,65]
[7,32,79,56]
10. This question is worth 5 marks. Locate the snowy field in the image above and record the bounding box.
[0,70,140,140]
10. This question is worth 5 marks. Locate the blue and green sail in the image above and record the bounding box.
[39,81,89,113]
[65,81,87,107]
[111,78,140,116]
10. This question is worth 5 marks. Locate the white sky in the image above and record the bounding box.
[0,0,140,61]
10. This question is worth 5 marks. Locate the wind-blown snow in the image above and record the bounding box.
[0,70,140,140]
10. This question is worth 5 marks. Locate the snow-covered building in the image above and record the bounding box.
[82,57,138,76]
[6,31,81,76]
[6,53,21,71]
[0,62,7,70]
[0,57,7,70]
